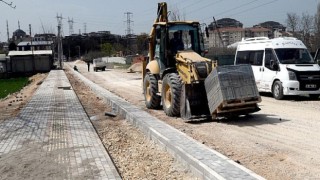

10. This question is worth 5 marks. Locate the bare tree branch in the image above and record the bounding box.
[286,12,299,33]
[299,12,314,49]
[314,3,320,50]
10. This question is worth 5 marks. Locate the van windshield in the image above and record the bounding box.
[274,48,314,64]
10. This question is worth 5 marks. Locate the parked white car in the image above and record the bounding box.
[234,37,320,100]
[93,58,106,72]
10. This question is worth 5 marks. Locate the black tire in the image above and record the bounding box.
[272,81,284,100]
[143,73,161,109]
[162,73,182,117]
[309,94,320,100]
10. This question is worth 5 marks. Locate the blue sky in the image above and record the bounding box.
[0,0,319,41]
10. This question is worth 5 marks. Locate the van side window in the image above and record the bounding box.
[236,51,250,64]
[236,51,263,65]
[265,49,276,70]
[253,51,263,65]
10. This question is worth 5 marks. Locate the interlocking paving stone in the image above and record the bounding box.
[0,70,121,180]
[71,69,265,180]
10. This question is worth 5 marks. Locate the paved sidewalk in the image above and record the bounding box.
[0,70,121,180]
[71,68,265,180]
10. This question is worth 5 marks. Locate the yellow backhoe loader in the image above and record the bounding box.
[143,2,261,120]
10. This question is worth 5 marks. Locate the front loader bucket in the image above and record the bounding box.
[180,83,211,120]
[204,64,261,117]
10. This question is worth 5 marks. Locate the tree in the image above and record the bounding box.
[299,12,314,49]
[286,12,300,33]
[314,3,320,51]
[136,33,148,55]
[83,51,105,62]
[169,5,185,21]
[101,43,114,56]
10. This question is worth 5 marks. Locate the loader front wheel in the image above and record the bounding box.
[162,73,182,117]
[143,73,161,109]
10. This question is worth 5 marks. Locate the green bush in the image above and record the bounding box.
[0,77,29,99]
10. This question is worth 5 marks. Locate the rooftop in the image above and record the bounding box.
[8,50,53,56]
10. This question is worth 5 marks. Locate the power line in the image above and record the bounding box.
[200,0,278,23]
[0,0,16,9]
[215,0,260,17]
[227,0,279,18]
[186,0,223,16]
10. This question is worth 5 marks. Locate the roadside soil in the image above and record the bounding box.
[71,61,320,180]
[65,68,196,179]
[0,69,196,179]
[0,73,47,124]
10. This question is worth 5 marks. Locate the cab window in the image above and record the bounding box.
[265,49,277,70]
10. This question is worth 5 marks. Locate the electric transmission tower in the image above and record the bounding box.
[124,12,133,36]
[68,17,74,35]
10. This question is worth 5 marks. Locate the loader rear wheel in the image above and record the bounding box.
[143,73,161,109]
[162,73,182,117]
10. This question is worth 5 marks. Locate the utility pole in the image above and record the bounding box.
[84,23,87,34]
[29,24,32,36]
[68,17,74,35]
[29,24,35,72]
[6,20,9,43]
[56,14,63,69]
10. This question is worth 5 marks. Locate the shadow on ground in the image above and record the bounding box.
[188,113,288,127]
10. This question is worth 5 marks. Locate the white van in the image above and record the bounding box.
[93,58,107,72]
[235,37,320,100]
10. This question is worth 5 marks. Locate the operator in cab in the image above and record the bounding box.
[170,31,184,54]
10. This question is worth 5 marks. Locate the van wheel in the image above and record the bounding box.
[272,81,284,100]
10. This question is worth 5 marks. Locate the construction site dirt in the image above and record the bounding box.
[70,61,320,180]
[65,68,196,179]
[1,61,320,179]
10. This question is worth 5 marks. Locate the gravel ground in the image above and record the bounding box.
[66,68,197,179]
[70,61,320,180]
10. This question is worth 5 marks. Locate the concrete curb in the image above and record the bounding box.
[70,68,265,180]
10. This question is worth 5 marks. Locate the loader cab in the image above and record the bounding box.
[152,22,205,77]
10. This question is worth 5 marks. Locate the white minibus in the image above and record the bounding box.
[235,37,320,100]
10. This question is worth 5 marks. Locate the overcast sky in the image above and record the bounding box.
[0,0,319,41]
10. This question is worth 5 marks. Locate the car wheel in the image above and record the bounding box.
[272,81,284,100]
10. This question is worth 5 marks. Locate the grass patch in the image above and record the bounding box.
[0,77,29,99]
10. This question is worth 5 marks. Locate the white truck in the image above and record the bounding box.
[93,58,107,72]
[235,37,320,100]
